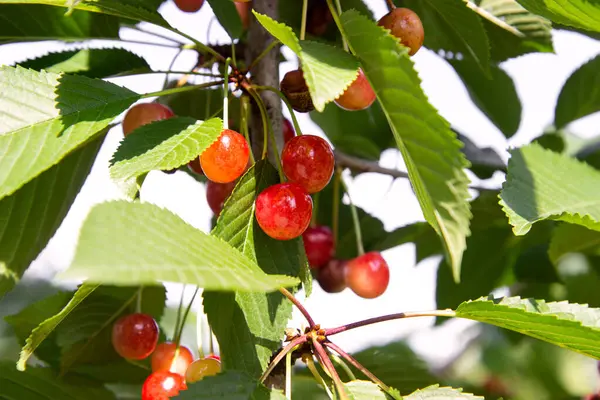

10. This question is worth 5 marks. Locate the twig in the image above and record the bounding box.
[260,336,308,383]
[279,288,316,328]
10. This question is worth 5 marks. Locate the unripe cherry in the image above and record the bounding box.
[335,69,376,111]
[280,70,315,113]
[112,313,159,360]
[122,103,174,136]
[377,7,424,56]
[346,252,390,299]
[255,183,313,240]
[185,357,222,383]
[200,129,250,183]
[281,135,334,194]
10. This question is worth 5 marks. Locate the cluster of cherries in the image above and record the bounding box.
[111,313,221,399]
[173,0,251,29]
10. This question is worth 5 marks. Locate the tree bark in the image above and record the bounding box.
[245,0,283,163]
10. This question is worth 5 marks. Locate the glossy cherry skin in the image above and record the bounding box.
[122,103,175,136]
[281,135,334,194]
[112,313,159,360]
[174,0,204,12]
[185,357,222,383]
[280,70,314,113]
[234,1,252,29]
[151,343,194,376]
[283,118,295,144]
[255,183,313,240]
[335,69,376,111]
[200,129,250,183]
[345,252,390,299]
[206,180,236,216]
[303,225,335,268]
[307,1,333,36]
[317,259,348,293]
[142,371,187,400]
[187,157,204,175]
[377,8,424,56]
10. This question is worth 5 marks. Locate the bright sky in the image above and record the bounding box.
[2,0,600,371]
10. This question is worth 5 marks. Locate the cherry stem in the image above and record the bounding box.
[162,49,184,90]
[245,85,270,161]
[195,306,205,359]
[330,352,356,381]
[332,170,341,248]
[208,324,215,356]
[223,58,232,130]
[173,286,186,343]
[123,24,187,45]
[135,287,143,313]
[279,288,316,328]
[333,0,349,52]
[324,341,391,394]
[337,169,364,255]
[174,287,199,346]
[260,335,308,383]
[300,0,308,41]
[248,40,279,71]
[385,0,396,11]
[241,95,256,163]
[142,80,224,99]
[254,85,303,136]
[311,191,320,226]
[305,355,335,399]
[165,26,226,62]
[325,0,350,54]
[112,70,221,79]
[312,338,349,400]
[285,351,293,399]
[231,41,238,68]
[324,309,457,336]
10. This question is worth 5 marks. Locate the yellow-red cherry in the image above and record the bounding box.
[206,180,236,216]
[281,135,334,194]
[185,357,222,383]
[335,69,376,111]
[346,252,390,299]
[200,129,250,183]
[255,183,313,240]
[151,343,194,376]
[112,313,159,360]
[377,7,424,56]
[303,225,335,268]
[142,371,187,400]
[316,259,348,293]
[174,0,204,13]
[283,118,295,144]
[122,103,174,136]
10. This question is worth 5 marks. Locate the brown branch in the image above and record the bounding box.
[279,287,316,328]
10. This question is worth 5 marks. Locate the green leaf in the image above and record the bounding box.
[500,143,600,235]
[204,160,304,377]
[478,0,553,62]
[514,0,600,32]
[345,380,387,399]
[60,201,299,291]
[175,371,281,399]
[549,224,600,264]
[0,4,119,40]
[554,54,600,128]
[455,296,600,359]
[0,137,103,298]
[404,384,484,399]
[253,11,360,112]
[450,61,521,137]
[341,10,472,282]
[19,48,151,78]
[207,0,243,39]
[15,283,98,370]
[0,0,169,26]
[110,117,222,181]
[0,362,116,400]
[0,66,139,200]
[400,0,490,74]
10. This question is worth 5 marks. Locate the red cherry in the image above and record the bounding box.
[187,157,204,175]
[174,0,204,12]
[335,69,376,111]
[234,1,252,29]
[151,343,194,376]
[316,259,348,293]
[142,371,187,400]
[345,252,390,299]
[206,180,236,216]
[283,118,295,144]
[200,129,250,183]
[206,354,220,361]
[303,226,335,268]
[112,313,159,360]
[377,8,424,56]
[307,1,333,36]
[281,135,334,194]
[255,183,313,240]
[122,103,174,136]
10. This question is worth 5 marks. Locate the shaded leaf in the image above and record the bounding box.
[404,384,484,399]
[345,380,387,399]
[341,10,472,282]
[175,370,284,399]
[207,0,244,39]
[549,224,600,264]
[59,201,299,291]
[500,143,600,235]
[514,0,600,32]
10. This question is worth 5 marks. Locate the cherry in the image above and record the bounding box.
[345,252,390,299]
[584,395,600,400]
[206,180,236,216]
[281,135,334,194]
[151,343,194,376]
[283,118,295,144]
[335,69,376,111]
[303,225,335,268]
[280,70,315,113]
[174,0,204,12]
[255,183,313,240]
[316,259,347,293]
[206,354,220,361]
[234,1,252,29]
[112,313,159,360]
[185,357,222,383]
[307,1,333,36]
[187,157,204,175]
[142,371,187,400]
[200,129,250,183]
[122,103,174,136]
[377,8,424,56]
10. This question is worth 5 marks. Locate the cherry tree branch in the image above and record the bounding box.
[280,288,316,328]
